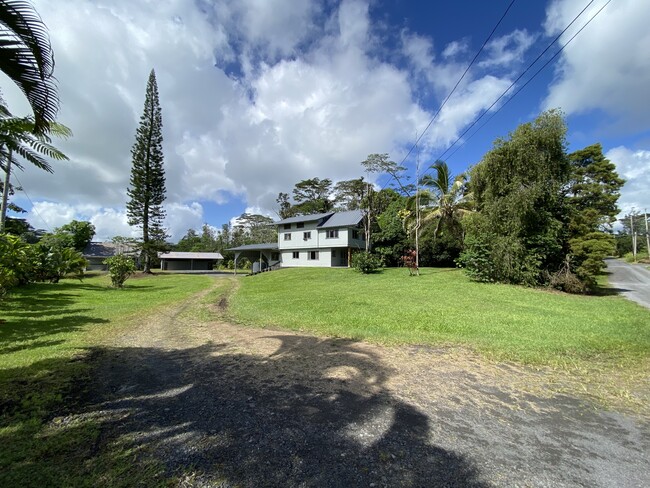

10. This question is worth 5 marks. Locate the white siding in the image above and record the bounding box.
[278,222,321,251]
[281,249,332,267]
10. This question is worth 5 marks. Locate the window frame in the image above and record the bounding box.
[284,233,291,241]
[308,251,319,260]
[303,231,311,240]
[292,251,299,259]
[326,229,339,239]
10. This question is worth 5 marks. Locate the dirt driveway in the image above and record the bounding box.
[84,279,649,487]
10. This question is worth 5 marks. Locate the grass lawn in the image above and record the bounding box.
[0,272,213,487]
[229,267,650,366]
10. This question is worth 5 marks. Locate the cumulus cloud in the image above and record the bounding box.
[606,146,650,216]
[543,0,650,131]
[478,29,536,69]
[2,0,582,242]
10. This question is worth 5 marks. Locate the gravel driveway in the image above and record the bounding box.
[606,258,650,309]
[79,279,649,487]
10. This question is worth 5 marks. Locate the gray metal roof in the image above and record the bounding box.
[318,210,364,228]
[227,243,278,252]
[159,252,223,260]
[83,241,137,257]
[274,212,333,225]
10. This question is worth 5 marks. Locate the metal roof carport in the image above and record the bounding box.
[226,243,279,275]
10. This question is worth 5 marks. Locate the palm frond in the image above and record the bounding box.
[0,0,59,135]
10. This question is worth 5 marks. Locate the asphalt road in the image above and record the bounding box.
[606,258,650,309]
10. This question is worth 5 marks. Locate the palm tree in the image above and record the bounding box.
[419,160,473,240]
[0,112,70,230]
[0,0,58,135]
[401,160,473,242]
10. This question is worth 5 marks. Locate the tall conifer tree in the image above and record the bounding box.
[127,69,167,273]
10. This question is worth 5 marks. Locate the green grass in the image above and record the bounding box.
[229,267,650,365]
[0,272,213,487]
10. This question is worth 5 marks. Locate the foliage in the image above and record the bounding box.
[461,110,570,286]
[0,232,31,295]
[333,177,367,211]
[54,220,95,252]
[569,232,616,286]
[104,254,136,288]
[0,0,59,135]
[361,153,411,196]
[291,177,334,215]
[126,69,168,273]
[351,251,382,274]
[564,144,624,287]
[233,213,276,244]
[372,193,410,266]
[31,244,87,283]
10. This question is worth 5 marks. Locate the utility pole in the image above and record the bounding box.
[414,133,420,275]
[0,149,13,233]
[630,212,637,262]
[643,208,650,259]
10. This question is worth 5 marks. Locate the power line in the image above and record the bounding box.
[444,0,611,162]
[380,0,517,191]
[11,172,53,232]
[420,0,602,180]
[397,0,518,168]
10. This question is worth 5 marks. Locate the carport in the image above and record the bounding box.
[227,243,280,275]
[158,251,224,271]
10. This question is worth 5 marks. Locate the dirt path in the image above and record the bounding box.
[86,278,649,487]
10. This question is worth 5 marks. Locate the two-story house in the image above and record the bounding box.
[228,210,365,270]
[276,210,365,267]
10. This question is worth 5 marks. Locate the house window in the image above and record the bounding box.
[352,230,359,239]
[326,229,339,239]
[284,233,291,241]
[283,223,291,229]
[297,222,304,228]
[292,251,299,259]
[303,231,311,240]
[308,251,319,260]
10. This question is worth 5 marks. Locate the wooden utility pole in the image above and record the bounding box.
[0,150,13,233]
[414,135,420,274]
[630,213,637,262]
[643,212,650,259]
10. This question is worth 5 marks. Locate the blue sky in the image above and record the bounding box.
[4,0,649,241]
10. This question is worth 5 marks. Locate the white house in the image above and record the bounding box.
[277,210,365,267]
[228,210,365,271]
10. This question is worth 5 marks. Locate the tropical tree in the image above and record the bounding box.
[0,113,70,230]
[419,161,471,236]
[0,0,59,135]
[459,110,570,286]
[126,69,167,273]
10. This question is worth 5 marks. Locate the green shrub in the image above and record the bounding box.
[104,254,136,288]
[351,251,382,274]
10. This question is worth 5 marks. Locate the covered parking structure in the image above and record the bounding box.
[158,252,223,271]
[227,243,280,275]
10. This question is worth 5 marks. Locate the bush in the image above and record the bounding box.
[104,254,136,288]
[351,251,382,274]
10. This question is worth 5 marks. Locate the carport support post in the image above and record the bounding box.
[234,252,239,275]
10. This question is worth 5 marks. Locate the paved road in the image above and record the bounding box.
[606,258,650,309]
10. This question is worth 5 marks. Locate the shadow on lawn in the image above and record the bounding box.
[0,289,109,353]
[2,336,487,487]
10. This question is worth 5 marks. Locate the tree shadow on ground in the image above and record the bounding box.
[3,335,488,487]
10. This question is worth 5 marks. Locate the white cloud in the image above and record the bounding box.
[543,0,650,131]
[606,146,650,216]
[442,39,468,59]
[2,0,559,242]
[479,29,536,69]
